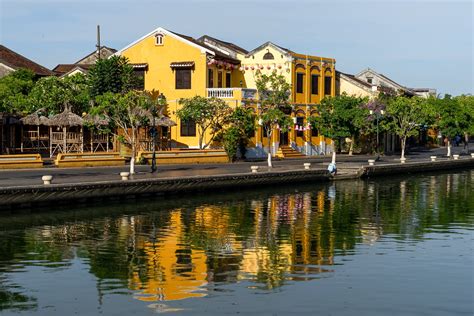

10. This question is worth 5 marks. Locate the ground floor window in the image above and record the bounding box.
[180,119,196,136]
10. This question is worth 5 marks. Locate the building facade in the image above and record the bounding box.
[116,27,337,156]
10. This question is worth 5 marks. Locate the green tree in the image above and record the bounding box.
[0,69,36,113]
[308,94,368,162]
[27,74,90,115]
[93,90,165,174]
[88,55,134,97]
[221,107,255,161]
[454,95,474,151]
[429,95,471,156]
[385,96,429,160]
[255,70,292,167]
[177,96,232,149]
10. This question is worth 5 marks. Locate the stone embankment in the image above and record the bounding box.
[0,169,330,208]
[0,157,473,209]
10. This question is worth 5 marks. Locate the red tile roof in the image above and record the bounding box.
[0,45,53,76]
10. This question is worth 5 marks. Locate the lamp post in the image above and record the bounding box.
[370,109,385,161]
[151,93,165,173]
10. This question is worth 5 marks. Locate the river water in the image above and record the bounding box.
[0,171,473,315]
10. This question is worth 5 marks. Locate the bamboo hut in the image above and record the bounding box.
[137,115,176,151]
[19,109,51,153]
[83,114,112,153]
[155,116,176,150]
[0,113,21,154]
[48,108,84,157]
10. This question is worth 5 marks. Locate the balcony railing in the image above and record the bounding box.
[206,88,257,100]
[207,88,237,98]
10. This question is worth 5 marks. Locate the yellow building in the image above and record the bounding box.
[116,27,337,157]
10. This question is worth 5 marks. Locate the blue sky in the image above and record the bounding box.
[1,0,472,95]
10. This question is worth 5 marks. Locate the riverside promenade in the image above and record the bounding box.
[0,146,472,208]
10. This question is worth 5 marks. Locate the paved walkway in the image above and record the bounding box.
[0,146,470,187]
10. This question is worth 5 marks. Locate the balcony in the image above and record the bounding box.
[206,88,257,100]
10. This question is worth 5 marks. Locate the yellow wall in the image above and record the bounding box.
[240,45,292,90]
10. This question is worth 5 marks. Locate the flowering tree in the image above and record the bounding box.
[255,70,292,167]
[177,96,232,149]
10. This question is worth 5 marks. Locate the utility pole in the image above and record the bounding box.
[96,25,101,60]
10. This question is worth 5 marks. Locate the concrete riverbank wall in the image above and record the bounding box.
[0,169,330,209]
[1,158,473,209]
[361,158,474,178]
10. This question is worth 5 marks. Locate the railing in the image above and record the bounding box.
[207,88,237,98]
[206,88,258,100]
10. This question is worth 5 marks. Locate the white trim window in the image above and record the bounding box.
[155,33,164,46]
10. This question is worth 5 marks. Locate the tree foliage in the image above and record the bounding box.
[254,70,293,166]
[385,96,429,159]
[177,96,232,149]
[0,69,36,113]
[92,90,165,173]
[88,55,134,97]
[308,94,368,153]
[221,107,255,161]
[27,74,90,115]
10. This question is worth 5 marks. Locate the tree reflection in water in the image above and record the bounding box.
[0,170,472,310]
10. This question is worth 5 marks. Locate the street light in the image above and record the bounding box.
[370,109,385,161]
[151,93,165,173]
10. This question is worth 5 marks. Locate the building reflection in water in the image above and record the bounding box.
[1,170,472,308]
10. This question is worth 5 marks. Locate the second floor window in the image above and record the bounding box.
[180,119,196,137]
[218,71,223,88]
[176,69,191,89]
[324,76,332,95]
[226,72,231,88]
[296,73,304,94]
[311,74,319,95]
[208,69,214,88]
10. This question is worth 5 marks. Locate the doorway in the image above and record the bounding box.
[280,130,289,146]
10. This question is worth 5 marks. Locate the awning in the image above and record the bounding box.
[132,63,148,70]
[170,61,195,69]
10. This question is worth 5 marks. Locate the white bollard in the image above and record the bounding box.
[400,158,407,164]
[368,159,375,166]
[42,175,53,185]
[430,156,437,162]
[304,163,311,170]
[453,154,459,160]
[120,172,130,180]
[251,166,259,173]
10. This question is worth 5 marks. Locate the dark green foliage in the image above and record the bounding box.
[0,69,36,113]
[88,55,134,97]
[308,94,368,151]
[222,107,256,161]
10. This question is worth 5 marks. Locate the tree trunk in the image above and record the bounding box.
[447,140,451,157]
[130,128,136,174]
[267,151,273,168]
[199,132,203,149]
[331,151,336,164]
[348,136,354,156]
[401,137,406,160]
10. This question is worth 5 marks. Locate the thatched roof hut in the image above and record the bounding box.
[155,116,177,127]
[20,109,50,126]
[48,108,83,127]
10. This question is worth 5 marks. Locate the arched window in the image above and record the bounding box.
[155,33,164,46]
[263,50,274,60]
